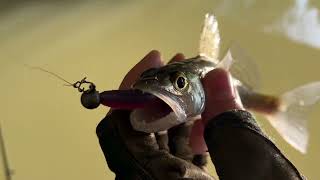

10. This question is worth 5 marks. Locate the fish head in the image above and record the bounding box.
[130,61,205,132]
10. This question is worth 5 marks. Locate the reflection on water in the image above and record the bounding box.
[266,0,320,48]
[0,1,319,180]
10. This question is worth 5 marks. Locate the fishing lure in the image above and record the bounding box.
[35,14,320,154]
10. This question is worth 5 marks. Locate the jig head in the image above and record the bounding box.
[74,77,101,109]
[27,65,101,109]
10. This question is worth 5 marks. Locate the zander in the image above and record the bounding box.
[128,14,320,154]
[78,14,320,154]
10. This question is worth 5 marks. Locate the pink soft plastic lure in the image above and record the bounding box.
[99,90,163,110]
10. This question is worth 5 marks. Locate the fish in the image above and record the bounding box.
[124,14,320,154]
[74,13,320,154]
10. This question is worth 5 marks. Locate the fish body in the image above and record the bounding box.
[130,55,256,133]
[129,14,320,154]
[131,58,213,132]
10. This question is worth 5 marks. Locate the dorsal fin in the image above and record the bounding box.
[199,14,220,62]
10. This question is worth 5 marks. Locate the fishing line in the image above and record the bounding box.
[24,64,74,86]
[24,64,96,93]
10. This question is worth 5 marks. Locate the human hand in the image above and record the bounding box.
[190,68,244,154]
[190,68,303,180]
[96,50,214,179]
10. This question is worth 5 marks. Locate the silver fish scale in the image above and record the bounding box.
[140,57,216,82]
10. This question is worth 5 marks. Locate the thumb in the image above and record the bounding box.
[190,68,243,154]
[201,68,243,124]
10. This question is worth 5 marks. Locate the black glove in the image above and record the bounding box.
[96,110,214,180]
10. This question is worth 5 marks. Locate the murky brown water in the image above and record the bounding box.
[0,0,320,179]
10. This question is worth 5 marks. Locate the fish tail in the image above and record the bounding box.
[267,81,320,153]
[239,81,320,153]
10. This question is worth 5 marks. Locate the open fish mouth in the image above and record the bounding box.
[130,96,172,123]
[130,90,187,133]
[100,89,186,132]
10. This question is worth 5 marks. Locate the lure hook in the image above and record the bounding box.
[70,77,96,93]
[26,65,101,109]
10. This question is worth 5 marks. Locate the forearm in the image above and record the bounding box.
[204,110,304,180]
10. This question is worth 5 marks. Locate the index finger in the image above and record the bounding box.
[119,50,164,90]
[168,53,185,64]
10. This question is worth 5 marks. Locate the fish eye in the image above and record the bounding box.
[170,72,188,91]
[176,76,186,89]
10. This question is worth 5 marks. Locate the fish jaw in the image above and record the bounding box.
[130,85,187,133]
